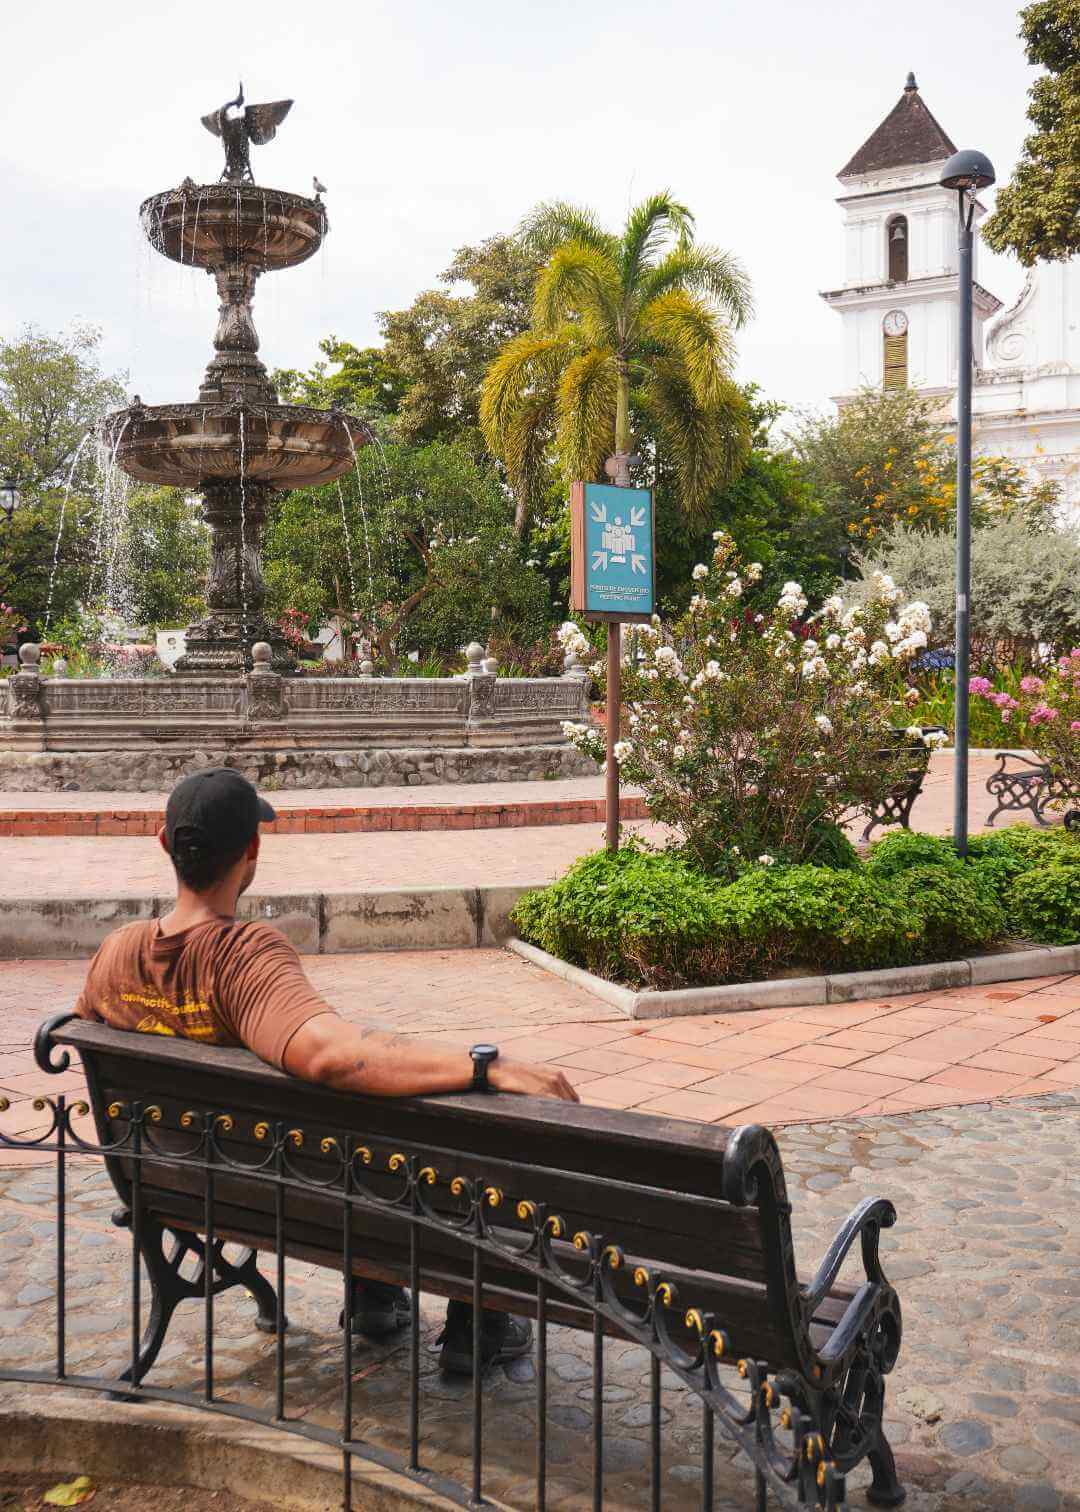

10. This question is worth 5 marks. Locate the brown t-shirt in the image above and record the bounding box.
[74,918,333,1069]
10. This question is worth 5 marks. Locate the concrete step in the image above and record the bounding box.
[0,883,542,960]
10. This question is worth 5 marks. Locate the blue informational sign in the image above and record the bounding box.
[582,482,655,619]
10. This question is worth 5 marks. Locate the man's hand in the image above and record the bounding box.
[489,1057,579,1102]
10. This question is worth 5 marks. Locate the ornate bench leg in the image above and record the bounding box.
[109,1208,284,1384]
[755,1465,768,1509]
[213,1241,281,1335]
[866,1428,906,1507]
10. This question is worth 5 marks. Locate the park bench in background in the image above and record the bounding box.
[861,725,947,843]
[2,1014,910,1511]
[985,752,1079,831]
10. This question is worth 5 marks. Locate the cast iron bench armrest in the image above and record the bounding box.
[803,1195,897,1314]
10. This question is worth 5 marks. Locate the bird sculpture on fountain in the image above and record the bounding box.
[201,83,293,184]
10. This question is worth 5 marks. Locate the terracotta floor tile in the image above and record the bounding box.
[1035,1061,1080,1087]
[772,1044,866,1069]
[817,1028,910,1052]
[850,1052,954,1081]
[779,1084,887,1117]
[542,1022,635,1048]
[553,1047,652,1076]
[1005,1076,1074,1097]
[893,1028,1015,1060]
[1003,1031,1080,1060]
[634,1088,750,1122]
[656,1072,789,1116]
[579,1076,661,1108]
[962,1048,1065,1077]
[558,1066,606,1088]
[985,998,1076,1020]
[721,1023,827,1051]
[1022,1014,1080,1041]
[622,1059,710,1090]
[807,1067,915,1097]
[641,1019,736,1046]
[924,1066,1027,1096]
[729,1059,824,1088]
[717,1098,807,1126]
[785,1004,903,1029]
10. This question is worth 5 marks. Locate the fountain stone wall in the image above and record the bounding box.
[0,644,595,792]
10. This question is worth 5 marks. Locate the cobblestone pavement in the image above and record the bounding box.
[2,1094,1079,1509]
[3,959,1080,1160]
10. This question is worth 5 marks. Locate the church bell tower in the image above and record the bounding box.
[821,73,1001,404]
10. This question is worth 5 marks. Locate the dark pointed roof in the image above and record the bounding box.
[839,73,957,178]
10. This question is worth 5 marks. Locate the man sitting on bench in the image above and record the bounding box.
[74,767,578,1375]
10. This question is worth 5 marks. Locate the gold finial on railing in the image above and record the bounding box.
[214,1114,234,1133]
[603,1246,622,1270]
[545,1215,564,1238]
[355,1145,372,1165]
[254,1121,270,1140]
[633,1266,650,1288]
[287,1129,303,1148]
[762,1383,777,1408]
[516,1199,536,1221]
[450,1176,467,1197]
[418,1166,437,1185]
[572,1231,590,1251]
[684,1307,704,1333]
[484,1186,503,1208]
[655,1282,674,1306]
[320,1136,339,1155]
[388,1152,407,1172]
[145,1106,162,1122]
[32,1098,48,1112]
[72,1101,89,1117]
[0,1098,9,1113]
[107,1102,122,1118]
[738,1359,750,1379]
[780,1408,792,1430]
[180,1111,197,1128]
[709,1329,728,1359]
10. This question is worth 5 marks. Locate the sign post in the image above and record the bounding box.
[570,475,655,851]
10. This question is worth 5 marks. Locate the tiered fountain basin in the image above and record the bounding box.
[141,183,327,270]
[103,403,369,489]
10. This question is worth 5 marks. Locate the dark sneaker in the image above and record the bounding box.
[339,1280,411,1340]
[437,1301,533,1376]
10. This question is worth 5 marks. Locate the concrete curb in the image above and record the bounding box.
[1,1388,455,1510]
[510,939,1080,1019]
[0,884,549,960]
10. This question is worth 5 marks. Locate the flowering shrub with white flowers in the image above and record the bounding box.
[558,533,942,871]
[971,650,1080,805]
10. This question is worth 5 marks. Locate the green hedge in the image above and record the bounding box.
[511,827,1080,989]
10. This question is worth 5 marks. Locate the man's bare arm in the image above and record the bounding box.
[283,1014,579,1102]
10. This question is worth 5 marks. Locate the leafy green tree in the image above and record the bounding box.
[0,325,126,491]
[982,0,1080,264]
[264,440,551,664]
[121,488,210,628]
[789,387,1059,563]
[272,338,406,415]
[480,193,753,533]
[378,236,541,452]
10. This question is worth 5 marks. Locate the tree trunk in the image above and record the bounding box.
[615,354,631,457]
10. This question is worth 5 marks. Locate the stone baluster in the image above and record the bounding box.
[245,641,285,724]
[6,644,45,748]
[463,640,495,727]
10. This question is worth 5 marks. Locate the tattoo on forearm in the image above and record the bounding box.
[353,1058,366,1074]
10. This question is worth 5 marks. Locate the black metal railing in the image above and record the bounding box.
[0,1092,848,1511]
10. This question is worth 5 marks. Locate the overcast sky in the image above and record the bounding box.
[1,0,1037,422]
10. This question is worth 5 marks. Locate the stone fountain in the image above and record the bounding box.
[0,91,592,792]
[104,86,368,674]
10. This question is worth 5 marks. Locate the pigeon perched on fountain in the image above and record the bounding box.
[313,175,327,199]
[201,83,293,184]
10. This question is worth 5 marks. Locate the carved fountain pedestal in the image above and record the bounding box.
[105,179,368,673]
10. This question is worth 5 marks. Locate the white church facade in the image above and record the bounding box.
[821,73,1080,520]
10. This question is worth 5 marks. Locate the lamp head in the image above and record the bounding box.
[940,149,996,192]
[0,479,19,523]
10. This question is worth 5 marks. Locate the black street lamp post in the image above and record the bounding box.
[0,479,20,527]
[940,148,995,857]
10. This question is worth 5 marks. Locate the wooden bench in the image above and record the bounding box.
[26,1012,908,1510]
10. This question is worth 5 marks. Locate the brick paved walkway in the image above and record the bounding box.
[0,749,1001,839]
[3,952,1078,1159]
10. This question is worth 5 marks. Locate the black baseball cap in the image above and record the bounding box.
[165,768,276,857]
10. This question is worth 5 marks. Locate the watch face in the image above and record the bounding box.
[883,309,908,337]
[471,1043,498,1059]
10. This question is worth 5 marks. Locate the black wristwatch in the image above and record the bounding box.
[470,1043,499,1092]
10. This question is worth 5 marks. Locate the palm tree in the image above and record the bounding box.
[480,193,753,532]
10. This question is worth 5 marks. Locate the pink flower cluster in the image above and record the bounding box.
[968,676,993,696]
[1020,675,1046,695]
[1030,703,1059,725]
